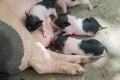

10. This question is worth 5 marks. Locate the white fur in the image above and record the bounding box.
[63,37,86,55]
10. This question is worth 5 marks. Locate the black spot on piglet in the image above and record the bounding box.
[36,0,56,9]
[79,39,107,56]
[83,17,106,34]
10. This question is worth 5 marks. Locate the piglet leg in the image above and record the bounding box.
[54,30,62,36]
[76,31,94,36]
[81,0,93,10]
[88,2,93,11]
[52,9,57,17]
[86,31,94,36]
[56,0,67,13]
[62,31,73,36]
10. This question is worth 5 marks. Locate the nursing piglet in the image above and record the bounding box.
[56,0,92,13]
[52,35,108,58]
[52,13,106,36]
[31,17,55,48]
[25,0,57,37]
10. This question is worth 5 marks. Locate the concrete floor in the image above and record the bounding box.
[10,0,120,80]
[10,63,116,80]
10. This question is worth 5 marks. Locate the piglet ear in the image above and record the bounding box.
[25,12,29,18]
[40,20,43,23]
[64,21,71,26]
[36,20,43,26]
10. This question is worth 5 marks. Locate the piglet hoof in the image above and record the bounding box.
[88,32,94,36]
[89,6,93,11]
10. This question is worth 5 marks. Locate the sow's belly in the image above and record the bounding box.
[31,29,54,47]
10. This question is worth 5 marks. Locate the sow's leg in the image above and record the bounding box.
[29,42,86,75]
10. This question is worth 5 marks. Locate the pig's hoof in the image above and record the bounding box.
[71,67,86,75]
[70,56,90,64]
[80,56,90,63]
[89,6,93,11]
[62,63,86,75]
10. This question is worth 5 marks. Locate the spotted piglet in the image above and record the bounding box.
[56,0,92,13]
[25,0,57,37]
[52,35,109,58]
[51,12,106,36]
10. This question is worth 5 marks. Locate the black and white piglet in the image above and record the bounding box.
[51,12,106,36]
[25,0,57,37]
[52,35,108,58]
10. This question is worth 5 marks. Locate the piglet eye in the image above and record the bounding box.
[36,21,39,25]
[36,21,41,26]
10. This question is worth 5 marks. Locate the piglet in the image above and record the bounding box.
[55,0,92,13]
[52,35,109,58]
[25,0,57,37]
[51,12,106,36]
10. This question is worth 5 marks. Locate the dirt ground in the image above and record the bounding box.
[10,0,120,80]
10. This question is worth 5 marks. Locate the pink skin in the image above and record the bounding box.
[29,4,57,37]
[0,0,90,75]
[63,15,94,36]
[58,37,95,57]
[51,15,94,36]
[32,16,90,60]
[55,37,102,58]
[56,0,92,13]
[61,37,85,55]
